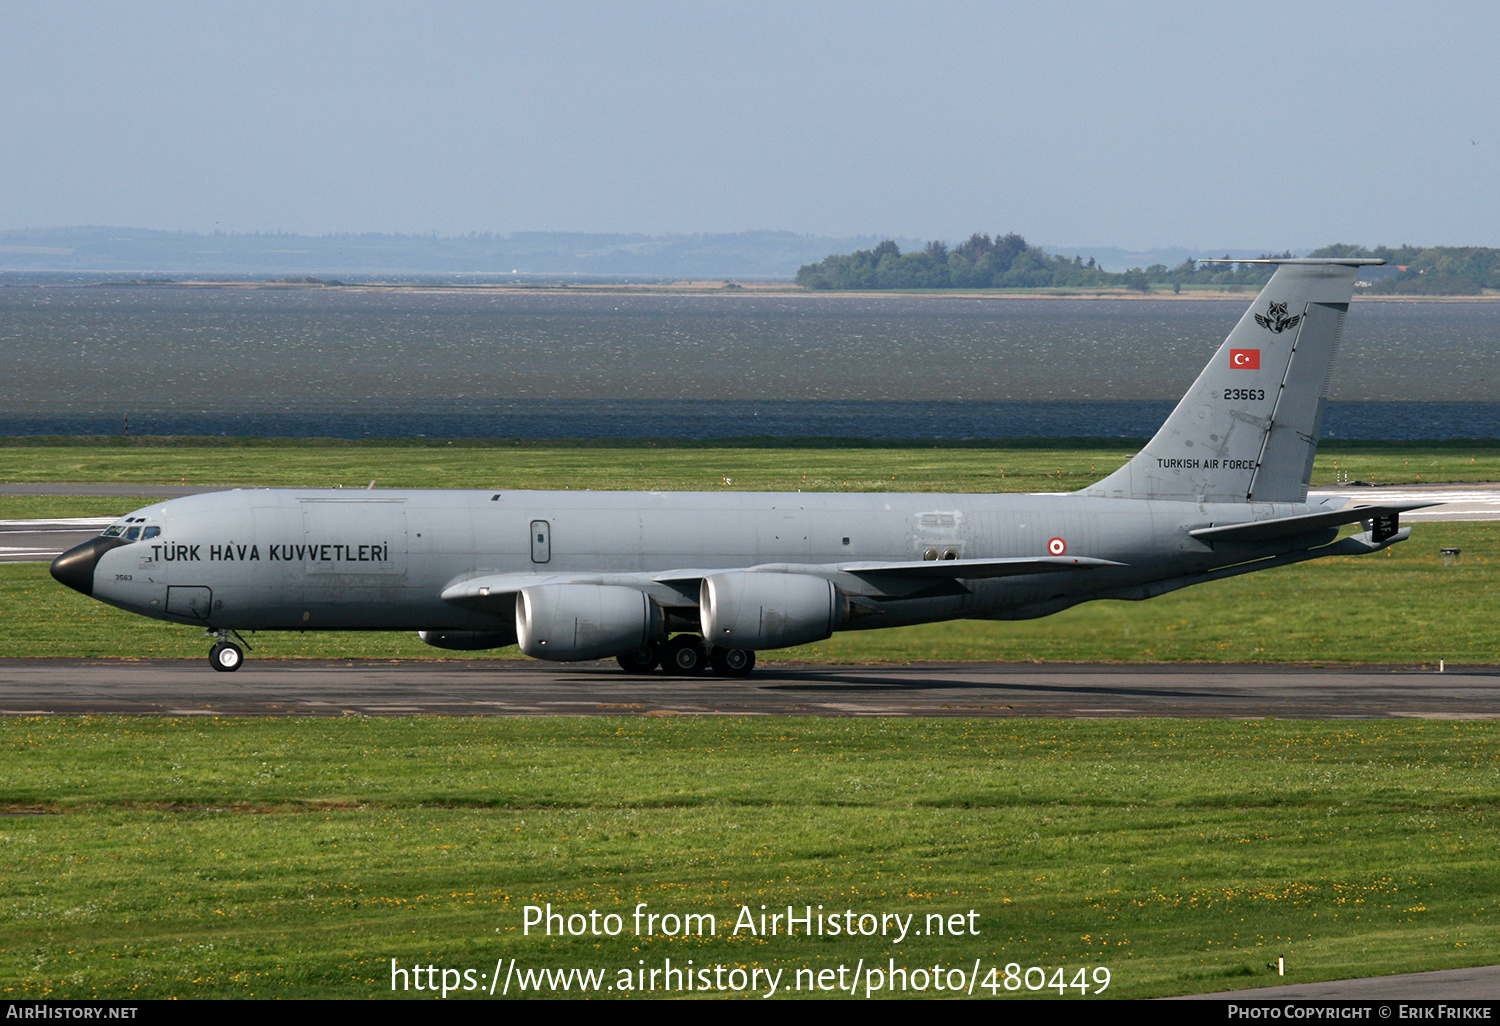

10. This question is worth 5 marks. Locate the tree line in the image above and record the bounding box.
[796,235,1500,295]
[1308,244,1500,295]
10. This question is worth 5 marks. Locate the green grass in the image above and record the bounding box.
[3,522,1494,664]
[0,438,1138,496]
[2,438,1498,499]
[1,717,1496,999]
[4,440,1496,999]
[0,495,159,519]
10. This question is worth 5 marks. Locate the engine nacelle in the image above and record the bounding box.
[418,629,517,651]
[699,571,841,651]
[516,583,659,662]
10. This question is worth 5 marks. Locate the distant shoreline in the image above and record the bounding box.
[64,278,1500,302]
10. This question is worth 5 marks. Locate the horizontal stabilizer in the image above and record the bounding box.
[1188,501,1438,544]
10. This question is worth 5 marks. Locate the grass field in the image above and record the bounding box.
[2,437,1498,500]
[2,716,1496,1000]
[2,440,1497,1000]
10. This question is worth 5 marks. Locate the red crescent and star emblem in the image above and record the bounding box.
[1230,348,1260,369]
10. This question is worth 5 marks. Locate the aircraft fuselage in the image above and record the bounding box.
[81,487,1335,633]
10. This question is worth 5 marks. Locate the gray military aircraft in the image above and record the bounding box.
[52,258,1433,676]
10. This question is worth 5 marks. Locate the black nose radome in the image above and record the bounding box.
[50,537,129,597]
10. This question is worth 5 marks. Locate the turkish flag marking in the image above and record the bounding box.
[1230,349,1261,369]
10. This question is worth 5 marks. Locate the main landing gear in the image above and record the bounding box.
[616,641,662,674]
[616,634,756,678]
[207,629,248,672]
[708,645,755,677]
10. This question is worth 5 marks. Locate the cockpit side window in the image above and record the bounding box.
[102,522,157,541]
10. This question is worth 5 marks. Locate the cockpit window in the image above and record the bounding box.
[101,523,157,541]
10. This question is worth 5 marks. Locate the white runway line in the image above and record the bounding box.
[1309,486,1500,522]
[0,518,115,527]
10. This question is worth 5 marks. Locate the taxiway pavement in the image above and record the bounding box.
[1180,963,1500,1000]
[2,659,1496,718]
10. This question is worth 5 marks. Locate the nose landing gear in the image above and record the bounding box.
[210,642,243,672]
[206,629,249,672]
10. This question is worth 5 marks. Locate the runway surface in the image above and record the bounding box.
[1308,483,1500,522]
[0,484,216,562]
[0,516,114,562]
[2,659,1497,718]
[1181,963,1500,1000]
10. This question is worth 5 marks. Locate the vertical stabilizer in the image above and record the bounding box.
[1086,259,1378,503]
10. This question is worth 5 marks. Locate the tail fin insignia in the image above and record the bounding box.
[1254,301,1302,334]
[1086,258,1381,505]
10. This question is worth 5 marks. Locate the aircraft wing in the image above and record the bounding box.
[441,572,609,606]
[442,570,720,609]
[655,556,1122,584]
[1188,501,1439,544]
[442,556,1124,610]
[829,555,1123,579]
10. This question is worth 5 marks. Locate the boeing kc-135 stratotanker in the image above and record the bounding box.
[52,258,1434,675]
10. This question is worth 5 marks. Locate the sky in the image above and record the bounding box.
[2,1,1496,250]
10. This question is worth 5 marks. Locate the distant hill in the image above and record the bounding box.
[1035,244,1311,274]
[795,234,1299,291]
[1306,244,1500,295]
[796,235,1500,295]
[0,227,921,279]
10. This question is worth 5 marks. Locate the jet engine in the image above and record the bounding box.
[418,629,517,651]
[699,571,842,650]
[516,583,660,662]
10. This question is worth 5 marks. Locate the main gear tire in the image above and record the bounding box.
[661,634,708,676]
[708,646,756,678]
[616,643,661,674]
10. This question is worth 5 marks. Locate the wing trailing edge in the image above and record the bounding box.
[441,556,1124,609]
[832,555,1123,579]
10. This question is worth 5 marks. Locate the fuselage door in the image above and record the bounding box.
[531,520,551,563]
[298,499,407,575]
[166,585,213,620]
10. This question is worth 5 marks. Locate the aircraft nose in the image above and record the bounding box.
[50,537,128,597]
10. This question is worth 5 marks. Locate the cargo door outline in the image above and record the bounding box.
[299,499,407,575]
[166,585,213,621]
[757,506,809,561]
